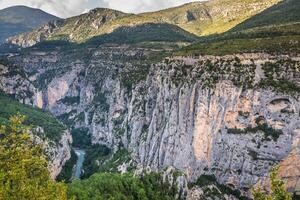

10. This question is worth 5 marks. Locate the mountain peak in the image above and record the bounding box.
[0,5,59,19]
[4,0,284,46]
[1,5,39,10]
[80,7,128,21]
[0,5,60,43]
[88,7,127,14]
[0,5,36,11]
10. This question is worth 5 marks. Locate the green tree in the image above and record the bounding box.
[253,167,292,200]
[68,172,177,200]
[68,173,147,200]
[0,114,67,200]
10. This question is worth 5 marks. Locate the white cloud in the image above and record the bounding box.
[0,0,89,17]
[0,0,200,18]
[102,0,199,14]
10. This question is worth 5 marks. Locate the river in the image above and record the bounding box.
[73,149,86,179]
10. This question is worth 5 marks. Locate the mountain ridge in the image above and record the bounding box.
[1,1,300,199]
[176,0,300,55]
[6,0,281,47]
[0,5,60,43]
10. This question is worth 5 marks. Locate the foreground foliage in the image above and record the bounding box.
[253,167,293,200]
[68,172,176,200]
[0,92,65,142]
[189,175,250,200]
[0,115,67,200]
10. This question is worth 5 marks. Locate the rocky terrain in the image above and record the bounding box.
[6,0,280,47]
[1,0,300,199]
[1,46,300,196]
[38,128,72,179]
[0,62,72,179]
[50,131,72,179]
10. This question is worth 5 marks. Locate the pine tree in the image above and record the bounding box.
[0,114,67,200]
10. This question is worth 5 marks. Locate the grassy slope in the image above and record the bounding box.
[230,0,300,32]
[83,23,198,46]
[48,8,128,42]
[0,93,65,142]
[177,31,300,55]
[22,0,279,44]
[177,0,300,55]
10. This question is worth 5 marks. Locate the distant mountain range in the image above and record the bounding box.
[0,5,60,43]
[2,0,300,55]
[5,0,281,48]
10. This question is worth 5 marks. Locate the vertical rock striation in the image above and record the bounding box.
[1,50,300,193]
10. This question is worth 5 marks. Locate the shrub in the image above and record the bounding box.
[68,172,176,200]
[0,115,67,200]
[253,167,292,200]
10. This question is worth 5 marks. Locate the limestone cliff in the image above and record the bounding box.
[0,62,72,179]
[46,130,73,179]
[32,128,73,179]
[1,49,300,195]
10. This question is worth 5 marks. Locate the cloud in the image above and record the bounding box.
[101,0,200,14]
[0,0,90,17]
[0,0,200,18]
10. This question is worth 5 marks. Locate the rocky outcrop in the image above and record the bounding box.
[0,61,72,179]
[256,127,300,193]
[7,19,64,48]
[0,63,36,104]
[47,130,73,179]
[278,129,300,192]
[33,128,72,179]
[1,50,300,195]
[187,186,239,200]
[136,58,299,192]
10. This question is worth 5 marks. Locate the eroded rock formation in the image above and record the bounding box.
[1,49,299,194]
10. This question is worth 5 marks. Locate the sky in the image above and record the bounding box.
[0,0,200,18]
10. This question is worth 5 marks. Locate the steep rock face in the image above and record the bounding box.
[134,56,300,193]
[33,128,72,179]
[278,130,300,192]
[2,50,300,193]
[46,130,73,179]
[0,62,72,179]
[0,63,36,104]
[257,127,300,193]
